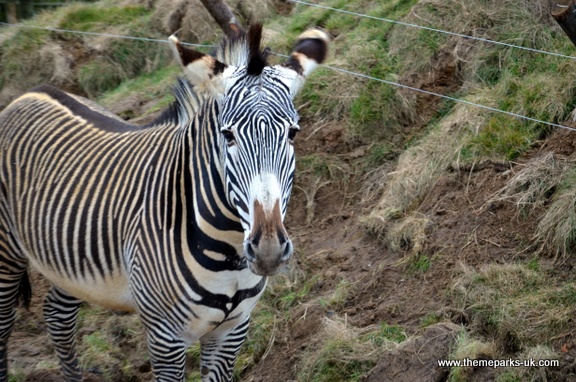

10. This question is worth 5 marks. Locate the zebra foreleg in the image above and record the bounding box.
[146,329,187,382]
[199,317,250,382]
[0,265,28,382]
[43,286,82,382]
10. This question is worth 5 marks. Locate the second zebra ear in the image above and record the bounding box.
[169,35,228,96]
[282,28,330,96]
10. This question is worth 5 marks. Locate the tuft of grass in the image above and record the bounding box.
[452,263,576,352]
[297,318,404,382]
[495,345,560,382]
[297,153,351,184]
[78,58,123,98]
[327,279,352,310]
[7,370,26,382]
[447,332,498,382]
[535,166,576,259]
[420,312,443,328]
[462,115,539,161]
[57,5,151,32]
[385,214,430,255]
[491,153,566,211]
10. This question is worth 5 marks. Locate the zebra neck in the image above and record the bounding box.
[175,104,245,267]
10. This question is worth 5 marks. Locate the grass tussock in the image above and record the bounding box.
[491,153,567,211]
[385,214,431,265]
[447,331,498,382]
[496,345,560,382]
[535,170,576,259]
[297,317,404,382]
[452,263,576,352]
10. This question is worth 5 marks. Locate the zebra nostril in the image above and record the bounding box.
[281,240,293,261]
[245,241,256,262]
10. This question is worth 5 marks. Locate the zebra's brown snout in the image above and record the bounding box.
[244,200,293,276]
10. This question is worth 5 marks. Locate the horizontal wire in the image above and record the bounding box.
[1,13,575,132]
[0,21,215,48]
[289,0,576,61]
[321,63,576,133]
[271,51,576,133]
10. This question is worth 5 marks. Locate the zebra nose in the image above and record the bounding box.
[243,236,293,276]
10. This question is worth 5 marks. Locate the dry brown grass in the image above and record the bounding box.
[447,332,498,382]
[535,184,576,260]
[363,102,485,237]
[452,263,576,352]
[385,214,430,255]
[490,153,568,211]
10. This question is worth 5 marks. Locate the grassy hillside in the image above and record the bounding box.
[3,0,576,381]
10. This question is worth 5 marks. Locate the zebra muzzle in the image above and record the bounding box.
[244,200,293,276]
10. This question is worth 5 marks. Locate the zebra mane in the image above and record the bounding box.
[214,23,270,75]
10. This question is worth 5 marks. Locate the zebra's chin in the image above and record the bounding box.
[245,258,287,276]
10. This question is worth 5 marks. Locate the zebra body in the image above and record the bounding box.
[0,24,329,382]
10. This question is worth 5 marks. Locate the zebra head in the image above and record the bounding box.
[169,25,329,276]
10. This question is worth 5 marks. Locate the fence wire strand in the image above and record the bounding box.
[288,0,576,62]
[1,4,576,132]
[0,21,214,47]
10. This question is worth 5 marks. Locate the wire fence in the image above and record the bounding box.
[289,0,576,61]
[0,1,575,132]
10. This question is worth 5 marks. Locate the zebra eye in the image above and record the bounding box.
[288,127,299,143]
[221,129,235,145]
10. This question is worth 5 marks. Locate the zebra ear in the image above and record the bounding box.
[169,35,228,96]
[283,28,330,93]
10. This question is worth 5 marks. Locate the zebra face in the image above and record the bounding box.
[170,25,329,276]
[219,68,300,275]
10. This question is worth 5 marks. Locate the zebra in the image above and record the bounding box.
[0,24,329,382]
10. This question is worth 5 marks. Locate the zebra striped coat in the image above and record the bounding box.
[0,25,328,382]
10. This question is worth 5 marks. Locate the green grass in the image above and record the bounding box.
[0,27,51,92]
[58,5,151,32]
[99,65,178,117]
[462,115,539,161]
[269,0,420,143]
[0,1,168,103]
